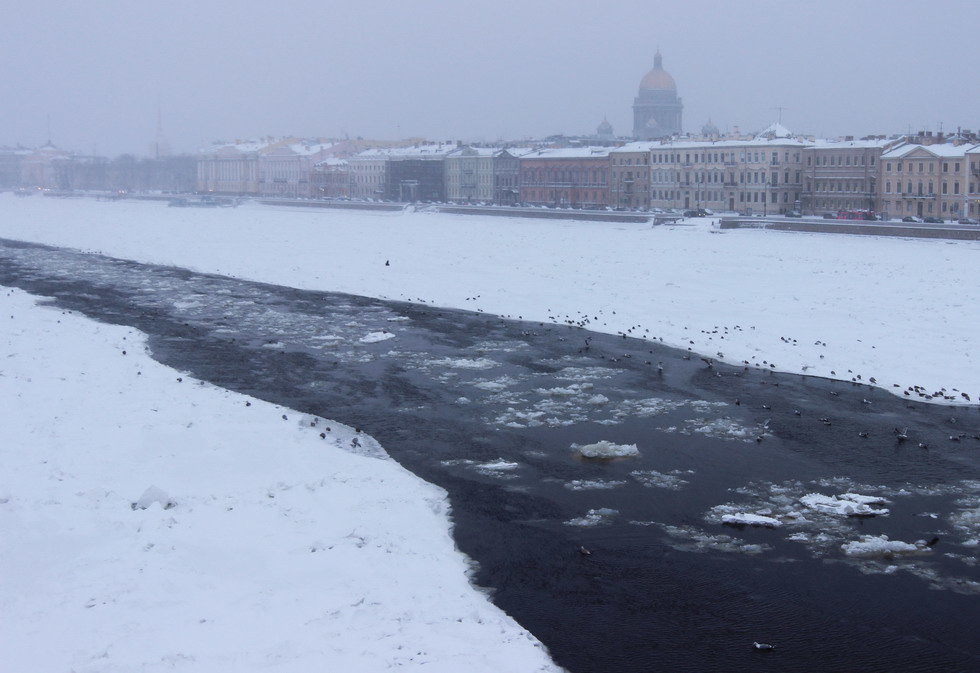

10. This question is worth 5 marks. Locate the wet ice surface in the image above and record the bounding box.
[1,238,978,673]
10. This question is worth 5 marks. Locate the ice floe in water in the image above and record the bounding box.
[535,383,593,397]
[684,417,760,442]
[573,441,639,459]
[706,504,783,528]
[496,408,547,428]
[695,477,980,593]
[563,479,628,491]
[439,458,521,479]
[429,356,498,369]
[800,493,890,517]
[565,508,619,527]
[630,469,691,490]
[359,331,395,344]
[841,535,924,558]
[633,522,772,555]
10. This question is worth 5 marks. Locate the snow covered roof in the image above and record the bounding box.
[446,146,500,158]
[756,122,793,139]
[287,142,335,156]
[352,143,458,160]
[881,142,979,159]
[519,147,612,160]
[610,141,662,153]
[652,136,810,151]
[199,140,270,155]
[806,138,896,150]
[495,147,535,158]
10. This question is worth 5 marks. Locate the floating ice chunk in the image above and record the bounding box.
[841,534,921,558]
[800,493,889,517]
[495,408,545,428]
[535,383,593,396]
[564,479,627,491]
[720,512,782,528]
[686,417,758,441]
[132,485,175,510]
[359,331,395,344]
[455,397,470,404]
[585,394,609,405]
[573,441,639,459]
[476,459,519,471]
[839,493,888,506]
[474,381,507,391]
[631,469,689,490]
[261,341,285,349]
[430,357,497,369]
[565,507,618,527]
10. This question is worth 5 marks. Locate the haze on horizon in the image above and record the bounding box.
[3,0,977,157]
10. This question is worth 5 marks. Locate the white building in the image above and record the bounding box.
[649,124,810,213]
[445,146,498,203]
[197,138,334,197]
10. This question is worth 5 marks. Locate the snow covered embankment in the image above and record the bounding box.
[0,287,562,673]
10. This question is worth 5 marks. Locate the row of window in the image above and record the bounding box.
[880,200,966,214]
[884,160,963,173]
[884,181,963,195]
[806,153,874,167]
[645,150,802,165]
[806,180,872,193]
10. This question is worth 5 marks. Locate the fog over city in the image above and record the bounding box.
[3,0,978,156]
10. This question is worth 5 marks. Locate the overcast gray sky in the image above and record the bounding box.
[3,0,977,156]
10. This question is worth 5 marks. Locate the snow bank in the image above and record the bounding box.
[572,440,640,459]
[0,195,976,405]
[0,288,562,673]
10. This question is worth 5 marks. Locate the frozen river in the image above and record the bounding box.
[1,237,977,672]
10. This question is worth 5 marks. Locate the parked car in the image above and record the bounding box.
[957,217,979,225]
[683,208,711,217]
[820,213,836,219]
[784,210,802,218]
[923,216,944,224]
[902,216,923,223]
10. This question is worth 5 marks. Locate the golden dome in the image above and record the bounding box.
[639,51,677,91]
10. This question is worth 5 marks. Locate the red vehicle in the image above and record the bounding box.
[837,209,876,221]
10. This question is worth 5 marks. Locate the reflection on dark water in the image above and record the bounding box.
[1,238,977,673]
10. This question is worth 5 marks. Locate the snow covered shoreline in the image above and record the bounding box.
[0,287,562,672]
[0,194,976,406]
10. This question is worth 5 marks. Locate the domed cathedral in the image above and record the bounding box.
[632,50,683,140]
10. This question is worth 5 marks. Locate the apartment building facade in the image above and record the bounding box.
[445,146,497,203]
[519,147,611,208]
[878,142,980,220]
[649,131,808,214]
[801,138,894,215]
[608,142,654,209]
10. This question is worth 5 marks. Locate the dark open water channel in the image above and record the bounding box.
[1,238,978,672]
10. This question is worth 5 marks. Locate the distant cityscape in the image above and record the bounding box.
[3,53,979,221]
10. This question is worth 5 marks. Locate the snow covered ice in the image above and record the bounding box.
[572,440,640,459]
[0,288,562,673]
